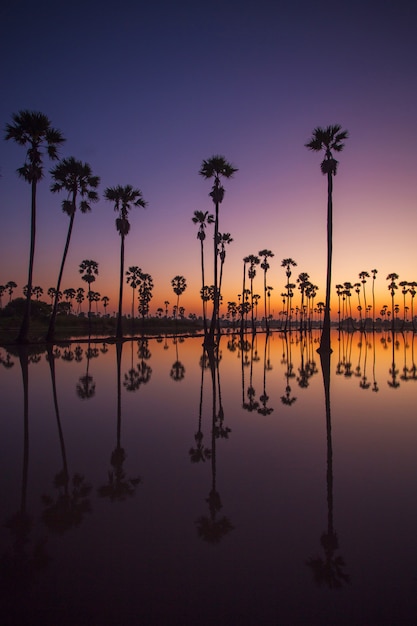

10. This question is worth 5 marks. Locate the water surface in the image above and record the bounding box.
[1,330,416,625]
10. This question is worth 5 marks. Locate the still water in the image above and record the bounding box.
[1,330,417,626]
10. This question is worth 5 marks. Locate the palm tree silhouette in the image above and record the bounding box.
[46,157,99,341]
[246,254,260,333]
[217,232,233,329]
[386,273,399,331]
[305,124,348,354]
[199,155,238,347]
[259,249,274,332]
[171,275,187,319]
[104,185,147,339]
[98,343,141,501]
[126,266,143,322]
[192,210,214,336]
[5,110,65,343]
[306,349,349,588]
[281,258,297,331]
[79,259,98,322]
[6,280,17,303]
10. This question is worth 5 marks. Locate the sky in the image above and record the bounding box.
[1,0,416,319]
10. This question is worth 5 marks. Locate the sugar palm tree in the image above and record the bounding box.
[199,155,237,347]
[126,266,142,321]
[386,273,399,331]
[105,185,147,339]
[171,275,187,318]
[79,259,98,318]
[5,110,65,342]
[46,157,99,341]
[259,249,274,332]
[281,258,297,331]
[246,254,260,333]
[192,210,214,335]
[6,280,17,303]
[305,125,348,353]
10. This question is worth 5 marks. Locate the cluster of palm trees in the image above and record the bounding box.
[5,110,146,343]
[5,110,351,349]
[336,271,417,331]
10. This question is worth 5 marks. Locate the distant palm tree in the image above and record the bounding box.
[217,232,233,326]
[33,285,43,301]
[281,258,297,331]
[105,185,147,339]
[63,288,76,313]
[138,272,154,320]
[259,249,274,332]
[199,155,237,346]
[192,210,214,336]
[371,269,378,329]
[76,287,85,314]
[46,157,99,341]
[171,276,187,318]
[5,110,65,342]
[101,295,109,315]
[126,266,142,320]
[386,273,399,331]
[79,260,98,318]
[246,255,260,333]
[6,280,17,303]
[0,285,5,308]
[305,124,348,353]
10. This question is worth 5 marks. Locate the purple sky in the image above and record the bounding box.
[1,0,416,317]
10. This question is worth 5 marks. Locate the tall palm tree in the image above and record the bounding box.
[305,125,348,353]
[259,249,274,332]
[371,269,378,329]
[104,185,147,339]
[5,110,65,343]
[192,210,214,335]
[199,155,237,347]
[79,260,98,318]
[46,157,99,341]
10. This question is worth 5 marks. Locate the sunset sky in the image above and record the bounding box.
[1,0,416,319]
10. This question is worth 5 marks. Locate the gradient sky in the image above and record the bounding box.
[1,0,416,318]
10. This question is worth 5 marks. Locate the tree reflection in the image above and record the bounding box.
[280,333,297,406]
[258,332,274,415]
[76,336,96,399]
[306,350,349,588]
[98,342,141,501]
[195,342,234,543]
[41,346,91,533]
[1,346,49,595]
[189,349,212,463]
[170,336,185,381]
[123,338,152,392]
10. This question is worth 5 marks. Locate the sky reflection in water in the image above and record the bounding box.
[0,330,417,626]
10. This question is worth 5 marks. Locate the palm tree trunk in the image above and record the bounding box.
[17,180,37,343]
[47,210,75,341]
[200,239,208,337]
[117,235,125,339]
[207,199,219,346]
[319,172,333,354]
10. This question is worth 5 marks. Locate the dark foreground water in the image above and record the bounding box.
[1,330,417,626]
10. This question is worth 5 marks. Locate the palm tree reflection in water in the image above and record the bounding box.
[42,346,91,533]
[195,343,234,543]
[98,342,141,502]
[306,350,349,588]
[0,346,49,597]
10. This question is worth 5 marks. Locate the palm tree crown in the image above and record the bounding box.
[305,124,348,176]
